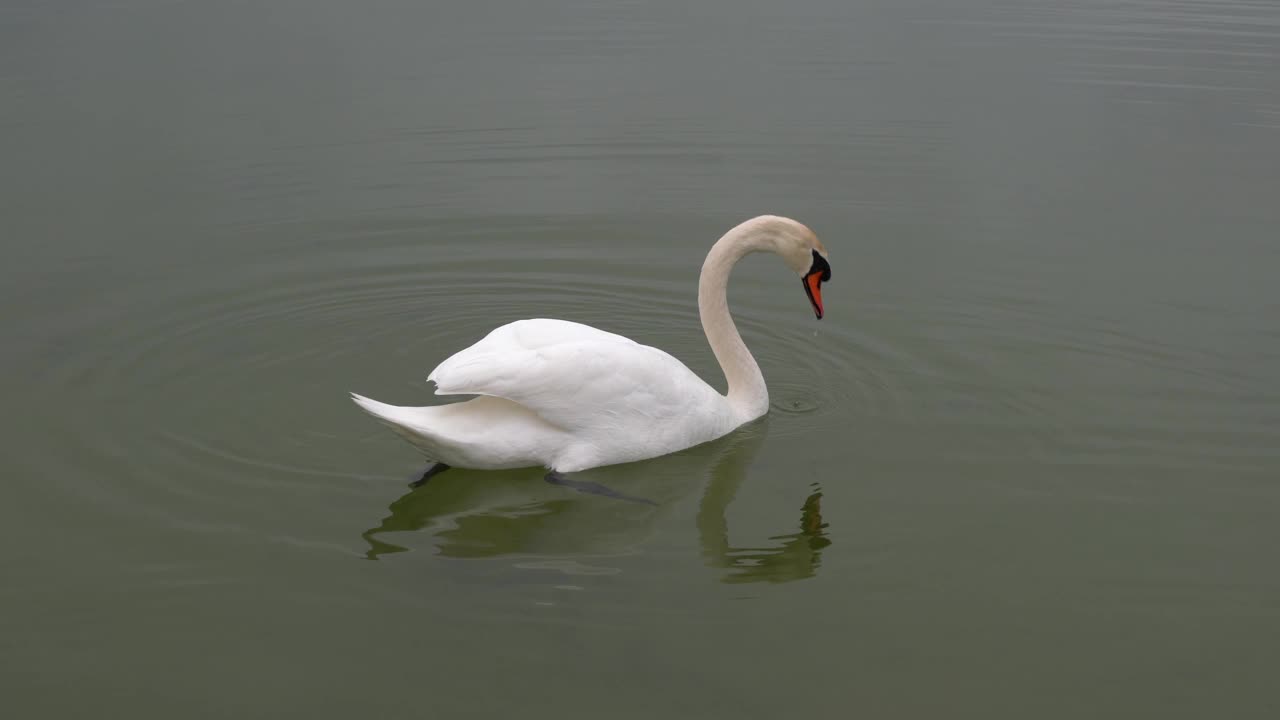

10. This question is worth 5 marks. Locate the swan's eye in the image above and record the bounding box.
[809,250,831,282]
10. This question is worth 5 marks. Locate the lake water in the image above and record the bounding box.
[4,0,1279,716]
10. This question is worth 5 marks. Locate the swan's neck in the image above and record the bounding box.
[699,224,771,421]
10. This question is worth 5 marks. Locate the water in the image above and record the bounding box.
[3,0,1279,716]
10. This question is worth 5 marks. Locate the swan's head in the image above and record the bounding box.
[760,216,831,320]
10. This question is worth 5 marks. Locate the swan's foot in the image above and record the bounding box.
[409,462,451,488]
[543,472,658,506]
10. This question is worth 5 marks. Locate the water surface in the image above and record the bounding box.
[3,0,1279,717]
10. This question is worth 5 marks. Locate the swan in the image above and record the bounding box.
[351,215,831,490]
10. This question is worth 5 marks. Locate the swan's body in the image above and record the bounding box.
[352,319,739,472]
[351,215,830,473]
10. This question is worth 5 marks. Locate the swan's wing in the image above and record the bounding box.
[428,319,717,432]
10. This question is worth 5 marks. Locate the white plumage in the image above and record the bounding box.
[351,215,829,473]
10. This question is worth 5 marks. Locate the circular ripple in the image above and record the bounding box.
[16,218,956,541]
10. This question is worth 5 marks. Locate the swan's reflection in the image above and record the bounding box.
[696,430,830,584]
[361,421,831,583]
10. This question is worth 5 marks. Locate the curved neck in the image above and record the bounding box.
[698,223,771,420]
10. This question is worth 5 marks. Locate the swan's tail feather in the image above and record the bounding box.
[350,392,406,424]
[349,392,549,470]
[349,392,440,455]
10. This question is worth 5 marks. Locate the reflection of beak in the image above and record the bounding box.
[803,272,824,319]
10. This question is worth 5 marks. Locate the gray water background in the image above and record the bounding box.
[3,0,1279,717]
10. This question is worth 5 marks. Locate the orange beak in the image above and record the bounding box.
[803,271,824,319]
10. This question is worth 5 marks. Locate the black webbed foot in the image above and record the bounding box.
[409,462,451,488]
[544,471,657,506]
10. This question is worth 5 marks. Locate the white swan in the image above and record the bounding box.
[351,215,830,482]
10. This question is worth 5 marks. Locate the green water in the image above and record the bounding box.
[4,0,1280,717]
